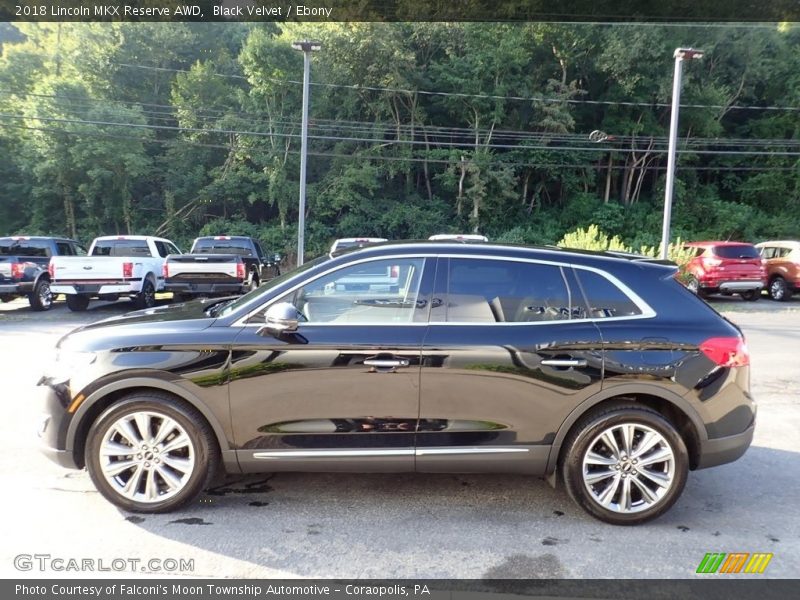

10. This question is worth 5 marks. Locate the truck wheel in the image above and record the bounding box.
[28,278,53,311]
[248,275,260,292]
[134,279,156,309]
[0,294,14,303]
[66,294,90,312]
[739,290,760,302]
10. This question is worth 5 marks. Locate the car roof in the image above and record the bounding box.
[755,240,800,247]
[0,235,77,242]
[195,235,252,240]
[94,235,172,242]
[684,241,756,247]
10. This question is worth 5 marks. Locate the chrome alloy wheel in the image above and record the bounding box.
[582,423,676,514]
[98,411,195,503]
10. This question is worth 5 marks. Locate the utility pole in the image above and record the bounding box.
[660,47,704,259]
[291,40,321,266]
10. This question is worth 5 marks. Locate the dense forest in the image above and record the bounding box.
[0,21,798,260]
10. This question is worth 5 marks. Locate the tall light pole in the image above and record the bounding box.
[660,47,704,259]
[292,40,321,266]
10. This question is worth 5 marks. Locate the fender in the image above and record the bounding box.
[66,376,234,467]
[544,382,708,475]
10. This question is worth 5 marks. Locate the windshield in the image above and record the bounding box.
[217,255,329,318]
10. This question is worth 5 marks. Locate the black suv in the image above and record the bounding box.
[38,242,755,525]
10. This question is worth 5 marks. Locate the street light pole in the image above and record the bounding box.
[292,40,321,266]
[660,47,703,259]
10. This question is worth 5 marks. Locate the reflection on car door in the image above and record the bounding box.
[417,257,604,474]
[229,256,434,473]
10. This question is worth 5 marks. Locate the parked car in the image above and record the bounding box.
[38,241,755,525]
[428,234,489,242]
[0,236,86,311]
[682,241,766,301]
[329,237,387,255]
[164,236,280,301]
[755,240,800,301]
[49,235,181,311]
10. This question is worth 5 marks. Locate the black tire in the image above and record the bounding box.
[768,277,792,302]
[685,275,708,298]
[739,289,760,302]
[0,294,15,303]
[85,392,219,513]
[134,278,156,309]
[65,294,90,312]
[28,278,53,311]
[248,274,260,292]
[172,292,188,303]
[561,403,689,525]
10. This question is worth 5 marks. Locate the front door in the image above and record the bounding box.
[229,256,434,472]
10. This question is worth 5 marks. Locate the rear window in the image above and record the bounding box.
[91,240,151,257]
[713,245,760,259]
[0,239,51,257]
[192,239,253,256]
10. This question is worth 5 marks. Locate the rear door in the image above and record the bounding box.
[417,256,604,474]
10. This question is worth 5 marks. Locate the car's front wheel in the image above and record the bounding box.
[85,393,218,512]
[561,404,688,525]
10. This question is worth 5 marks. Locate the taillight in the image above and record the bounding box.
[699,337,750,367]
[48,259,55,279]
[122,262,133,278]
[701,257,722,269]
[236,262,246,280]
[162,263,169,278]
[11,262,25,279]
[390,265,399,278]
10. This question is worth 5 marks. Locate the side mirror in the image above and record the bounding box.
[258,302,300,337]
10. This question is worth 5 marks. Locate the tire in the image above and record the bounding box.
[248,274,260,293]
[84,393,219,513]
[0,294,15,303]
[561,403,689,525]
[685,276,708,299]
[172,293,188,303]
[739,289,760,302]
[28,278,53,311]
[65,294,90,312]
[768,277,792,302]
[134,278,156,309]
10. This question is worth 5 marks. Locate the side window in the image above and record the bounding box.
[254,242,264,259]
[166,242,181,255]
[55,242,74,256]
[574,269,642,318]
[760,246,775,259]
[779,247,792,258]
[154,241,169,258]
[272,258,425,324]
[74,244,87,256]
[445,258,572,323]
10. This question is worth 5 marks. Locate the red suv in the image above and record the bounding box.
[683,241,766,301]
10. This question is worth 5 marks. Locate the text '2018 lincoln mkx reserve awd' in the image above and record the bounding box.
[38,241,755,525]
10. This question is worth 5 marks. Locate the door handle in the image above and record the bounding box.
[540,358,588,368]
[364,358,410,369]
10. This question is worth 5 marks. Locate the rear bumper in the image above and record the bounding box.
[696,422,755,470]
[699,279,764,292]
[0,283,22,294]
[51,282,139,296]
[165,281,245,295]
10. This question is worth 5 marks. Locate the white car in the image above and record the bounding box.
[329,237,387,255]
[428,234,489,242]
[50,235,181,311]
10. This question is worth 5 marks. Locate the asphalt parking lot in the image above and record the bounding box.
[1,294,798,579]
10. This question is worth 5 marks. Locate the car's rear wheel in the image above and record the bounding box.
[768,277,792,302]
[561,404,688,525]
[85,394,218,513]
[739,290,760,301]
[28,278,53,311]
[65,294,90,312]
[134,278,156,309]
[685,275,708,298]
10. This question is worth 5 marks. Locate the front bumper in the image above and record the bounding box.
[696,422,755,470]
[37,380,79,470]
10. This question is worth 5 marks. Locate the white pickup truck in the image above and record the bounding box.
[49,235,181,311]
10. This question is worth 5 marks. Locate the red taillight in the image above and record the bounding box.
[701,257,722,269]
[11,262,25,279]
[162,263,169,278]
[236,262,246,280]
[122,262,133,278]
[48,259,55,279]
[699,337,750,367]
[390,265,399,277]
